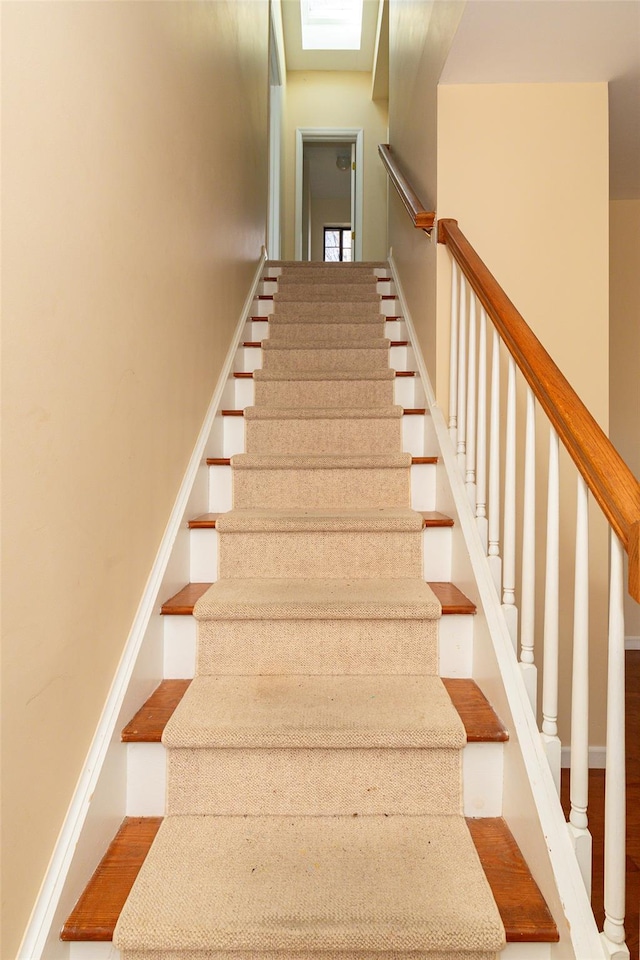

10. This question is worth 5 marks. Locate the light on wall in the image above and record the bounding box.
[336,154,350,171]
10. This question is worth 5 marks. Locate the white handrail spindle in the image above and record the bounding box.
[520,386,537,713]
[465,293,477,504]
[449,259,459,444]
[457,275,467,467]
[601,532,628,958]
[542,428,561,792]
[488,329,502,594]
[569,475,592,895]
[476,307,488,551]
[502,356,518,649]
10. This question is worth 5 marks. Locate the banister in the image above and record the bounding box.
[439,217,640,602]
[378,144,435,231]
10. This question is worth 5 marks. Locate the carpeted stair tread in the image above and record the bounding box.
[215,507,424,533]
[274,285,380,301]
[253,368,395,381]
[262,337,389,351]
[244,405,402,420]
[193,577,441,621]
[163,674,466,749]
[231,452,412,470]
[275,272,379,284]
[268,322,386,341]
[272,300,382,317]
[268,311,386,330]
[113,815,505,957]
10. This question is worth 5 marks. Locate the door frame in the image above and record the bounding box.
[295,127,364,261]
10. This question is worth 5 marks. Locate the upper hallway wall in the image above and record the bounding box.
[1,3,269,954]
[281,71,388,261]
[436,81,609,744]
[387,0,464,381]
[610,199,640,638]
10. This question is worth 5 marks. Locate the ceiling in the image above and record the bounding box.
[279,0,640,199]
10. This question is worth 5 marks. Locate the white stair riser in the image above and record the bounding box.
[249,319,407,340]
[263,267,391,279]
[163,615,196,679]
[162,610,475,683]
[190,525,453,583]
[126,740,501,818]
[209,463,232,513]
[70,943,121,959]
[209,461,432,511]
[223,416,245,458]
[439,614,474,678]
[233,340,410,375]
[258,280,395,296]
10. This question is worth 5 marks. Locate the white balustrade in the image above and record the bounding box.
[501,356,518,649]
[601,533,628,959]
[487,329,502,594]
[457,275,467,467]
[569,475,592,894]
[445,243,629,957]
[520,386,537,712]
[449,259,459,444]
[542,428,561,792]
[465,293,477,505]
[475,307,488,551]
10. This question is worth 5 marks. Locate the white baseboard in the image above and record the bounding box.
[561,745,606,769]
[625,636,640,650]
[17,250,267,960]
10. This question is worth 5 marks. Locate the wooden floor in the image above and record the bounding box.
[561,650,639,960]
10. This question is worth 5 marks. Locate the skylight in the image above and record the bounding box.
[300,0,364,51]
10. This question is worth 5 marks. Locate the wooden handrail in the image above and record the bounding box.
[378,144,435,231]
[439,217,640,602]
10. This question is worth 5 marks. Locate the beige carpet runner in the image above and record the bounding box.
[114,262,506,960]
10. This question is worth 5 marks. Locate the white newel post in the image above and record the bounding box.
[600,532,629,960]
[520,386,537,713]
[568,475,592,895]
[542,428,561,792]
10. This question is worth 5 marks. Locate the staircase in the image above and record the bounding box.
[58,262,562,959]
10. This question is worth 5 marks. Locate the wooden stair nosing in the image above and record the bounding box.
[121,677,507,746]
[187,512,451,531]
[60,817,162,942]
[161,578,470,617]
[206,456,437,466]
[233,369,416,378]
[220,408,425,416]
[61,815,555,944]
[188,513,222,529]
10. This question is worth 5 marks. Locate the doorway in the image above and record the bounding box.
[295,128,364,261]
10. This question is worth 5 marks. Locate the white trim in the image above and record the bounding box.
[625,635,640,650]
[294,127,363,262]
[17,251,267,960]
[561,745,607,769]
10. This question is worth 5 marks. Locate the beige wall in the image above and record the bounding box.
[282,71,388,261]
[387,0,464,383]
[1,2,269,954]
[610,199,640,637]
[310,198,352,261]
[436,82,610,743]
